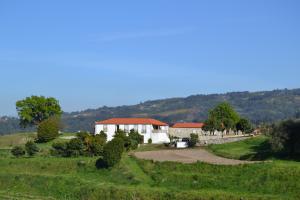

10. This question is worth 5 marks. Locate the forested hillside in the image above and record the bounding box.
[1,88,300,134]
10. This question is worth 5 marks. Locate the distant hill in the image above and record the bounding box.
[1,88,300,135]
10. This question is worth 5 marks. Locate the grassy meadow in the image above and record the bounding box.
[207,136,273,160]
[0,133,299,199]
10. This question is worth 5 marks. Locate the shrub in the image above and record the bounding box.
[89,135,106,156]
[66,138,85,157]
[96,138,124,169]
[189,133,199,147]
[51,142,68,156]
[148,138,152,144]
[128,129,144,150]
[37,116,61,143]
[76,131,90,142]
[11,146,25,157]
[25,141,39,156]
[114,130,131,151]
[81,133,106,156]
[51,133,106,157]
[269,119,300,155]
[95,157,107,169]
[128,129,144,144]
[99,131,107,141]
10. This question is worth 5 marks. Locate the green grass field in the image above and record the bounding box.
[207,136,273,160]
[0,133,299,200]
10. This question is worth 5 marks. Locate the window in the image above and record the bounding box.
[124,125,129,132]
[103,125,108,132]
[141,125,146,133]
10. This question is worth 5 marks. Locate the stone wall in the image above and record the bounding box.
[198,135,251,145]
[169,127,247,145]
[169,128,243,138]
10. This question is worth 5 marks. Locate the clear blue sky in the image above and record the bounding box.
[0,0,299,116]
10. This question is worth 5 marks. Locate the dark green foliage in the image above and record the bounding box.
[11,146,25,157]
[204,102,240,131]
[99,131,107,141]
[269,119,300,155]
[97,138,124,168]
[95,157,107,169]
[189,133,198,147]
[51,132,106,157]
[236,118,253,133]
[25,141,39,156]
[148,138,152,144]
[128,129,144,144]
[76,131,90,141]
[51,142,68,157]
[114,129,143,150]
[66,138,85,157]
[88,135,106,156]
[114,130,131,150]
[37,116,61,143]
[128,129,144,150]
[16,96,62,128]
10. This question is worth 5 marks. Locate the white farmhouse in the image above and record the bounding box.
[95,118,170,144]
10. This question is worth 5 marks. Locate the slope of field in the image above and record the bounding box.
[207,136,280,160]
[0,133,299,200]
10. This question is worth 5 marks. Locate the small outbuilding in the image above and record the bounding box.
[169,122,205,138]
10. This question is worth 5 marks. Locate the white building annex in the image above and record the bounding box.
[95,118,170,144]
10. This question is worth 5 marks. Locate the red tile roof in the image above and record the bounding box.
[172,122,204,128]
[95,118,168,126]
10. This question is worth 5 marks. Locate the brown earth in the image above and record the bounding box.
[134,149,261,165]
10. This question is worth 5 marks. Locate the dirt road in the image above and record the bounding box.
[134,149,260,165]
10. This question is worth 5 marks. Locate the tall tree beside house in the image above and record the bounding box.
[204,102,240,131]
[16,96,62,128]
[236,118,253,133]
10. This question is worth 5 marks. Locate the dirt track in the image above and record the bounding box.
[134,149,260,165]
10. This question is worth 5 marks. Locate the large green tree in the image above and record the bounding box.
[16,96,62,127]
[236,118,253,133]
[204,102,240,131]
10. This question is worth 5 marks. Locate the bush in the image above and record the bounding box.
[66,138,85,157]
[269,119,300,155]
[148,138,152,144]
[99,131,107,141]
[51,133,106,157]
[189,133,199,147]
[25,141,39,156]
[114,130,131,151]
[89,135,106,156]
[76,131,90,142]
[96,138,124,169]
[37,116,61,143]
[11,146,25,157]
[51,142,68,157]
[128,129,144,150]
[95,157,107,169]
